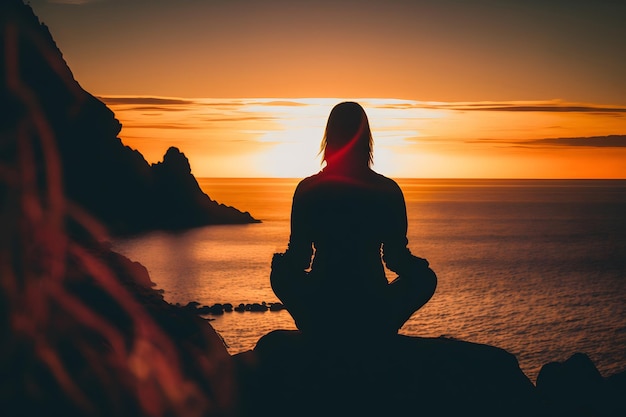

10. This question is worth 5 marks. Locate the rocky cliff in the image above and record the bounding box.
[1,0,258,236]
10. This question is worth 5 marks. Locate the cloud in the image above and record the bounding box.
[370,100,626,114]
[113,106,190,112]
[100,97,268,113]
[203,117,275,123]
[98,96,196,106]
[528,135,626,147]
[467,135,626,148]
[374,103,419,110]
[253,100,309,107]
[127,124,197,130]
[434,102,626,113]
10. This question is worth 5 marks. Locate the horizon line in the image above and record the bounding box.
[196,176,626,181]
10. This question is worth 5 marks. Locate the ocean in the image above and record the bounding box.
[111,178,626,382]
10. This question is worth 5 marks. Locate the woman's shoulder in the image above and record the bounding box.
[369,170,402,192]
[298,172,323,184]
[293,172,325,195]
[294,169,401,195]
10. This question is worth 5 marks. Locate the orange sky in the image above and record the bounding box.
[101,97,626,178]
[28,1,626,103]
[27,1,626,178]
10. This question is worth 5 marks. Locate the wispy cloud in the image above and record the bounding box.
[98,96,196,106]
[432,102,626,114]
[528,135,626,147]
[100,97,311,108]
[468,135,626,148]
[129,124,198,130]
[249,100,309,107]
[372,100,626,114]
[114,106,191,112]
[203,117,276,123]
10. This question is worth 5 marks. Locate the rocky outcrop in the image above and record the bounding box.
[233,330,626,417]
[1,0,258,236]
[234,330,541,417]
[150,146,258,230]
[536,353,626,417]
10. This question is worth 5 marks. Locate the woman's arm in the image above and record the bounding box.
[284,182,314,270]
[381,181,428,274]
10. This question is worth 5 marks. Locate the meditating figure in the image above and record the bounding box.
[271,101,437,341]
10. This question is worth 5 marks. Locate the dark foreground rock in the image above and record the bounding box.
[234,330,626,417]
[234,330,539,417]
[536,353,626,417]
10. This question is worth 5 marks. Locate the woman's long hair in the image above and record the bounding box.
[320,102,373,169]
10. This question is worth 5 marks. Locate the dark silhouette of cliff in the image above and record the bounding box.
[1,0,258,236]
[150,146,259,230]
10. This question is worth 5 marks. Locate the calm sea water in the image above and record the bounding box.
[111,178,626,382]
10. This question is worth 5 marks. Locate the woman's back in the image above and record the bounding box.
[287,168,409,293]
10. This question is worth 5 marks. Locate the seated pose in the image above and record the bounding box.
[271,102,437,341]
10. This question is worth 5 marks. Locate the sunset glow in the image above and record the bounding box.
[102,97,626,179]
[26,0,626,179]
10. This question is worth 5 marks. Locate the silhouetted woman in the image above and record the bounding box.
[271,102,437,341]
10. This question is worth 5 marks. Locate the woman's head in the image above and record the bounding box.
[321,102,373,169]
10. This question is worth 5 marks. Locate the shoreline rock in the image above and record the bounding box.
[181,301,285,315]
[233,330,626,417]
